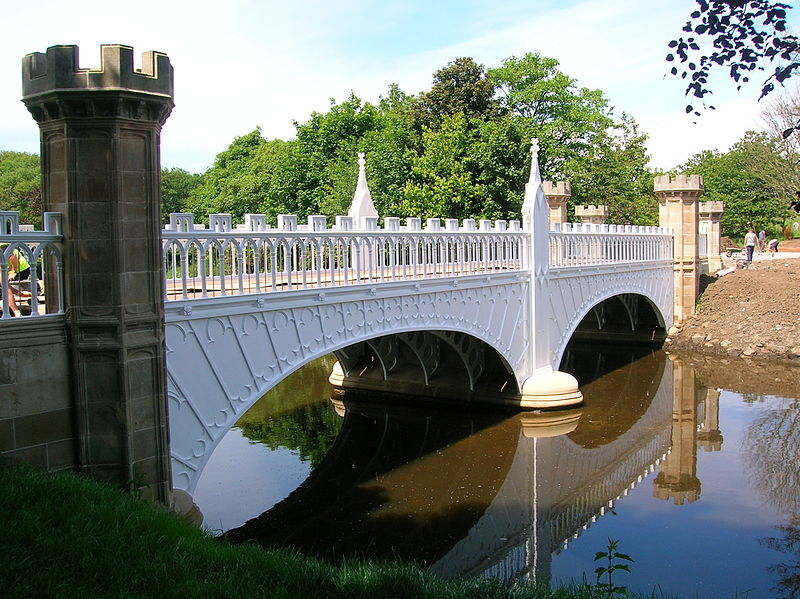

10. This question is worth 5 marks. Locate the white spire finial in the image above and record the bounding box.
[348,152,378,225]
[521,138,543,223]
[528,138,541,185]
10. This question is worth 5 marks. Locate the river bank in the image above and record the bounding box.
[665,246,800,362]
[0,464,631,599]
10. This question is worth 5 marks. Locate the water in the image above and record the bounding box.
[192,348,800,599]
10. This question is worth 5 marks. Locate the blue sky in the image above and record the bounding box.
[1,0,797,175]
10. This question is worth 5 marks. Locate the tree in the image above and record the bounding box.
[0,151,41,227]
[568,114,658,226]
[488,53,613,177]
[679,141,788,236]
[742,87,800,197]
[408,57,497,133]
[185,128,269,221]
[668,0,799,128]
[401,113,487,219]
[160,167,202,223]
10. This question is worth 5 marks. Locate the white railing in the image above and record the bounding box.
[0,211,64,320]
[548,223,673,268]
[162,213,527,301]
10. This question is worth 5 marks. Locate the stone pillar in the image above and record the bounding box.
[653,357,700,505]
[574,204,608,225]
[654,175,704,326]
[543,181,570,225]
[21,45,174,503]
[699,201,724,272]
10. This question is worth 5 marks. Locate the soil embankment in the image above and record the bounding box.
[665,242,800,363]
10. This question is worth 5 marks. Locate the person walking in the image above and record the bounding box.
[744,228,757,263]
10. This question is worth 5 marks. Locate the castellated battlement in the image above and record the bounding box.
[22,44,173,99]
[653,174,704,192]
[699,200,725,214]
[574,204,608,215]
[543,181,571,197]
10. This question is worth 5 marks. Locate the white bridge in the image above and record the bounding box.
[1,147,676,494]
[161,150,674,492]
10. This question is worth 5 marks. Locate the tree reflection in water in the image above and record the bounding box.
[744,397,800,599]
[760,515,800,599]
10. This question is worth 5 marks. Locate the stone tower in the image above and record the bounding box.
[654,175,704,325]
[543,181,570,225]
[21,45,174,503]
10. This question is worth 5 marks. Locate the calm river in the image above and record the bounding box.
[193,345,800,599]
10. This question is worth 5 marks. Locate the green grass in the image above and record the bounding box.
[1,464,638,599]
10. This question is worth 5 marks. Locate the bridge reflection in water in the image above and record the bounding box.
[221,346,712,585]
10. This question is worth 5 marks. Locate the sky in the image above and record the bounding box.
[1,0,796,175]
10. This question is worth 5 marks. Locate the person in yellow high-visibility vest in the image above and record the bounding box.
[2,245,30,317]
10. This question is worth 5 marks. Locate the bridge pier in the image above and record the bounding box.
[20,45,175,503]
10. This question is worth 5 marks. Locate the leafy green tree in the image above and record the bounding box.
[0,151,41,227]
[160,167,203,223]
[568,114,658,226]
[408,57,497,133]
[294,95,377,217]
[401,113,487,219]
[743,89,800,198]
[679,141,788,236]
[489,53,613,179]
[185,128,269,221]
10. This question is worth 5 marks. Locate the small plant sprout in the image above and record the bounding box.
[593,538,634,597]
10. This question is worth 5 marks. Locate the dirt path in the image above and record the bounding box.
[665,241,800,362]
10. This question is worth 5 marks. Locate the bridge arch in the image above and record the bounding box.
[166,276,530,492]
[547,270,672,370]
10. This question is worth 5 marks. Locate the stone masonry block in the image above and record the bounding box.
[14,409,73,446]
[0,349,17,385]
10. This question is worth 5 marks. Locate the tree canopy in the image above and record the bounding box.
[678,137,790,237]
[0,151,41,227]
[183,51,657,227]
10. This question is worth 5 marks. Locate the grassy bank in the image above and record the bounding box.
[0,464,631,599]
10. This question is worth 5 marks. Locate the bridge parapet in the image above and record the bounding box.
[549,222,673,269]
[0,210,64,319]
[162,212,527,301]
